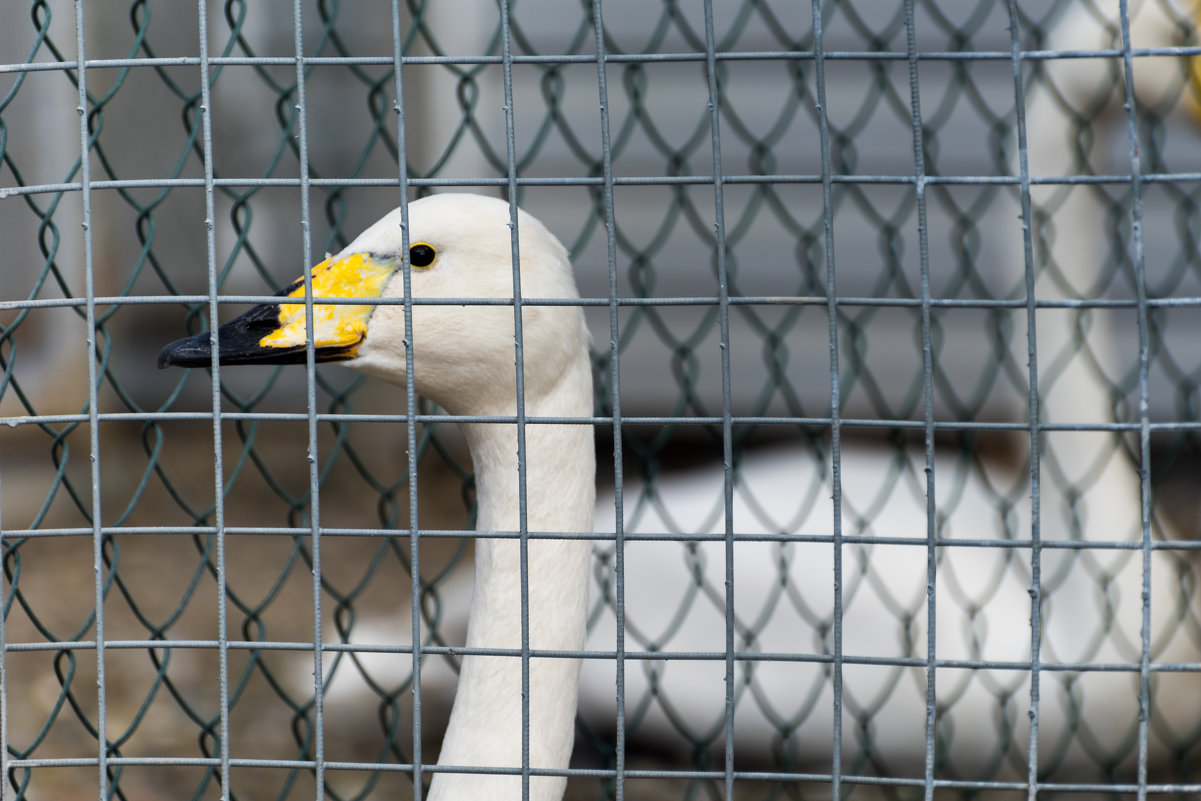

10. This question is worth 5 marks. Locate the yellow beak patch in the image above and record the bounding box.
[259,252,398,356]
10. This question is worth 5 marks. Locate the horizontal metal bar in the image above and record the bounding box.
[7,169,1201,199]
[5,410,1201,434]
[5,524,1200,552]
[5,292,1201,313]
[4,44,1201,75]
[0,756,1195,794]
[5,637,1197,675]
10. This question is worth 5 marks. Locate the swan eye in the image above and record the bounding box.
[409,243,437,269]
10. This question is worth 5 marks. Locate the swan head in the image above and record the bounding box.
[158,193,589,414]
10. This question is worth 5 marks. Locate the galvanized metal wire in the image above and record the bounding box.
[2,1,1201,801]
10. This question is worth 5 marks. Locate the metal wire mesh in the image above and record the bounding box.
[1,1,1200,800]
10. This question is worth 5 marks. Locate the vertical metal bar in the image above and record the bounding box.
[496,3,532,797]
[699,3,736,798]
[1114,4,1153,800]
[901,4,938,799]
[809,2,844,797]
[589,3,625,799]
[0,451,7,801]
[1003,4,1044,798]
[288,3,326,797]
[73,3,109,799]
[387,2,423,798]
[194,3,232,798]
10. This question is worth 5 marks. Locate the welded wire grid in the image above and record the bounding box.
[2,1,1201,800]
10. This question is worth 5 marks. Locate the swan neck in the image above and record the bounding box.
[429,350,594,801]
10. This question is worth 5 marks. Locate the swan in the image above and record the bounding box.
[297,2,1201,782]
[575,0,1201,775]
[155,4,1201,788]
[159,192,595,801]
[581,0,1201,776]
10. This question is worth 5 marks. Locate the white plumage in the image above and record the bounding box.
[350,196,596,801]
[163,192,595,801]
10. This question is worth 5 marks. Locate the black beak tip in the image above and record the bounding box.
[158,334,211,369]
[156,349,179,370]
[158,308,354,369]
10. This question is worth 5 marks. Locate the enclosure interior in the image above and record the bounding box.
[2,1,1201,800]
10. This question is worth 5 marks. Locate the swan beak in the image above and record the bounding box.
[158,252,398,368]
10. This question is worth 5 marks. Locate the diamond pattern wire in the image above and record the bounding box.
[1,1,1200,800]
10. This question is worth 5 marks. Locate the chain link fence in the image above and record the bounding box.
[2,0,1201,799]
